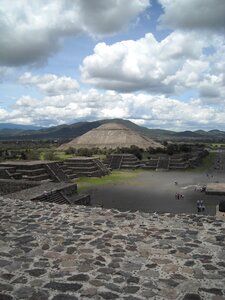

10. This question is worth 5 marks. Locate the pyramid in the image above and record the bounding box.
[59,123,163,150]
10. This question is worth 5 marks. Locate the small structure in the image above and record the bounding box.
[105,154,141,170]
[0,158,110,181]
[206,183,225,195]
[2,180,90,206]
[219,200,225,212]
[62,157,110,177]
[0,161,70,182]
[143,150,207,171]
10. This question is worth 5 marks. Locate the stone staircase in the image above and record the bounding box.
[93,159,110,175]
[0,167,22,180]
[108,155,123,170]
[45,162,70,182]
[143,158,158,169]
[120,154,140,169]
[31,190,69,205]
[156,157,169,171]
[107,154,140,170]
[62,157,110,177]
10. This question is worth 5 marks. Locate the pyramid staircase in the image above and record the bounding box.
[0,166,22,180]
[107,154,140,170]
[156,157,169,171]
[45,162,70,182]
[109,155,123,170]
[32,190,68,205]
[62,157,110,178]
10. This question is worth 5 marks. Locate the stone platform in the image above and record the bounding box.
[206,183,225,195]
[0,197,225,299]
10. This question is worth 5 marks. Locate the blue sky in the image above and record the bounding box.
[0,0,225,131]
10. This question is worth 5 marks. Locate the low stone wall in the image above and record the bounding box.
[0,179,38,195]
[0,197,224,300]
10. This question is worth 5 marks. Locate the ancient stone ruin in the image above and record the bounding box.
[105,153,141,170]
[144,151,207,171]
[62,157,110,177]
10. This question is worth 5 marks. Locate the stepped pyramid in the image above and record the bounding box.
[59,123,163,150]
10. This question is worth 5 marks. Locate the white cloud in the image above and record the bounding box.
[81,31,225,98]
[158,0,225,32]
[19,73,79,95]
[0,89,223,131]
[0,0,149,67]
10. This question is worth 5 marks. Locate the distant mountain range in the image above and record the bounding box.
[0,119,225,142]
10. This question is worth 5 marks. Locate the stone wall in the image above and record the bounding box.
[0,179,38,195]
[0,197,224,300]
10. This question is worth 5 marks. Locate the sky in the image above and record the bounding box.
[0,0,225,131]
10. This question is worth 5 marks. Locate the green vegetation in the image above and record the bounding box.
[77,169,144,192]
[187,151,216,173]
[210,143,225,148]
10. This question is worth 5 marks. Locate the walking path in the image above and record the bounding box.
[0,197,225,300]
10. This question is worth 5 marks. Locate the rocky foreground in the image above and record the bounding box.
[0,197,225,300]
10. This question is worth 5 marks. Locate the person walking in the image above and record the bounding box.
[197,200,201,213]
[201,204,205,212]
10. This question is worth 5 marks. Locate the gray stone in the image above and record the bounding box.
[160,278,179,287]
[0,259,11,267]
[0,283,13,292]
[138,269,159,278]
[11,276,28,284]
[183,294,202,300]
[15,235,34,244]
[29,290,49,300]
[113,276,125,283]
[89,279,104,287]
[96,274,111,281]
[52,294,78,300]
[127,276,139,284]
[1,273,14,281]
[123,286,140,294]
[199,288,223,296]
[25,268,46,277]
[203,264,218,270]
[105,283,121,292]
[98,292,119,299]
[15,286,36,299]
[42,243,50,250]
[67,274,89,281]
[44,282,82,292]
[66,247,76,254]
[184,260,195,267]
[141,289,156,298]
[81,287,97,297]
[98,267,115,274]
[0,294,13,300]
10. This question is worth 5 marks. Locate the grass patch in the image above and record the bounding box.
[188,151,216,173]
[77,169,144,192]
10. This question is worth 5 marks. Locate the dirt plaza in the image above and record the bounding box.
[88,169,225,215]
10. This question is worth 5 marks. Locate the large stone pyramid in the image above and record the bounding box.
[59,123,163,150]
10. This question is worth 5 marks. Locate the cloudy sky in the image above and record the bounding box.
[0,0,225,131]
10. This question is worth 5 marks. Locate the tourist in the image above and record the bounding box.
[197,200,201,213]
[201,204,205,212]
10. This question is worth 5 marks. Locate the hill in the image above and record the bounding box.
[0,119,224,142]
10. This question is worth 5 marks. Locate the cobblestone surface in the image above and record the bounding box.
[0,197,225,299]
